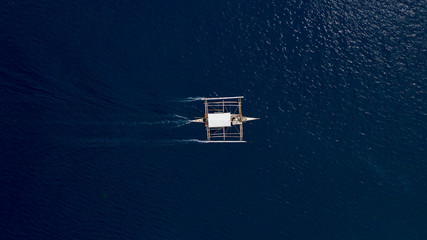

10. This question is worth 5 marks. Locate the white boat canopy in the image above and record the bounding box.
[207,113,231,128]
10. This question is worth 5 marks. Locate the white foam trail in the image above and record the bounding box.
[173,139,208,144]
[78,138,145,147]
[172,97,204,102]
[73,138,207,147]
[127,114,190,128]
[175,120,191,128]
[124,119,190,127]
[81,118,191,128]
[173,114,189,120]
[147,139,208,146]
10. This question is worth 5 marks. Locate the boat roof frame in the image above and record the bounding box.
[204,97,244,142]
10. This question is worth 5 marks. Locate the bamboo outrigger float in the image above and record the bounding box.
[190,96,259,143]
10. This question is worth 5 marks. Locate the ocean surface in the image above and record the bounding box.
[1,0,426,239]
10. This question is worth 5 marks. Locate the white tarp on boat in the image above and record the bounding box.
[208,113,231,128]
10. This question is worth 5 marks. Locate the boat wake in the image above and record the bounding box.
[72,138,207,147]
[134,114,190,128]
[119,119,190,128]
[80,115,190,128]
[169,139,208,144]
[172,97,204,102]
[155,139,207,145]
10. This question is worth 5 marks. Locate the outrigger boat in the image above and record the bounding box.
[190,96,258,143]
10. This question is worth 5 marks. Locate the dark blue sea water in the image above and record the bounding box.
[1,1,426,239]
